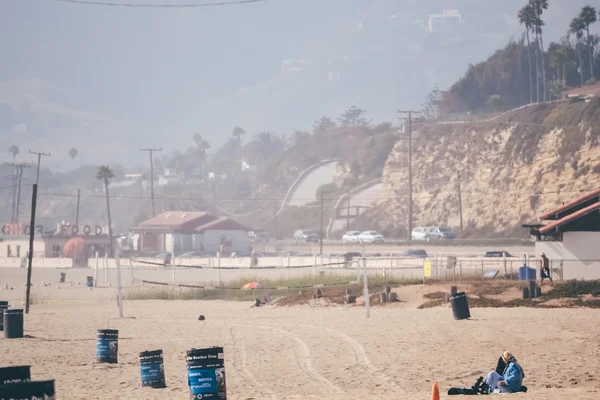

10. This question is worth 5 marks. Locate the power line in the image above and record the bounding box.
[52,0,266,7]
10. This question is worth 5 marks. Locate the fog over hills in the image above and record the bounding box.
[0,0,593,169]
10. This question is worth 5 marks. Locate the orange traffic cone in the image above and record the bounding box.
[430,381,440,400]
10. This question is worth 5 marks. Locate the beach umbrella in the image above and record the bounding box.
[242,282,262,289]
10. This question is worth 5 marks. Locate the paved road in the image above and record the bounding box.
[330,183,383,234]
[286,161,340,207]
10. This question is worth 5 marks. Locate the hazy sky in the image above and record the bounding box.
[0,0,596,169]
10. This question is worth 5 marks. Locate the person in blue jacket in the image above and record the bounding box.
[485,351,525,393]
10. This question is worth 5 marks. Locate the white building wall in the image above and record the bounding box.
[536,231,600,280]
[203,230,249,253]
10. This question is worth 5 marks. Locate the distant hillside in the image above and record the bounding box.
[376,99,600,237]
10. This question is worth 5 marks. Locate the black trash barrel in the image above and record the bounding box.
[96,329,119,363]
[522,287,530,300]
[186,347,227,399]
[528,280,536,299]
[0,380,54,399]
[59,273,66,283]
[0,366,30,386]
[449,292,471,320]
[3,309,24,339]
[535,286,542,298]
[0,301,8,331]
[139,350,166,388]
[86,276,94,288]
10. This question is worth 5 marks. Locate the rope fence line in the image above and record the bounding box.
[139,279,360,291]
[131,258,350,270]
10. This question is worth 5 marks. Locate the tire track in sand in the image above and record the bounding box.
[226,322,343,395]
[300,324,405,394]
[229,325,278,400]
[266,325,343,395]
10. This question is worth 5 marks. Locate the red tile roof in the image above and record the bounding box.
[539,202,600,234]
[194,217,251,233]
[539,188,600,220]
[135,212,212,230]
[563,82,600,97]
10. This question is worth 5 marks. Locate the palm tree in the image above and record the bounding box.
[8,145,19,162]
[530,0,548,101]
[570,17,586,85]
[68,147,78,170]
[579,5,597,81]
[231,126,245,173]
[96,165,115,257]
[248,132,286,165]
[548,39,575,89]
[518,5,536,104]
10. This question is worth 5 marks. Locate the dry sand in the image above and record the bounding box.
[2,274,600,399]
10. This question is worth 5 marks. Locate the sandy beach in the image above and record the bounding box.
[2,271,600,399]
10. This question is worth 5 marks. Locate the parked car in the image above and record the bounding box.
[179,251,205,258]
[484,251,514,258]
[358,231,385,244]
[248,229,270,243]
[293,229,319,243]
[403,249,428,258]
[412,226,455,241]
[342,231,361,243]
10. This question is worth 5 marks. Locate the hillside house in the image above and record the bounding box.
[532,188,600,280]
[131,212,250,255]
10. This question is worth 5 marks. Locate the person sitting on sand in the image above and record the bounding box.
[485,351,525,393]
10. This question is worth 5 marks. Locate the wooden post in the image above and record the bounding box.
[129,258,135,284]
[116,248,124,318]
[94,251,99,287]
[217,253,221,286]
[389,253,393,278]
[362,257,370,318]
[104,253,108,283]
[481,260,484,280]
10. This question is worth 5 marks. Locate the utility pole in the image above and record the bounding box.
[346,198,351,231]
[7,174,17,223]
[25,184,38,314]
[211,179,217,215]
[397,110,422,241]
[29,151,50,185]
[139,147,162,216]
[273,199,278,251]
[457,171,464,232]
[14,165,26,224]
[319,189,324,255]
[75,189,81,228]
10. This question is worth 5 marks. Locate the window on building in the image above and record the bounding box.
[52,245,60,258]
[16,245,21,258]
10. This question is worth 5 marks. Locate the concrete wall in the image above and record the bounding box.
[173,233,204,254]
[204,230,249,253]
[0,257,73,268]
[535,231,600,280]
[0,239,45,258]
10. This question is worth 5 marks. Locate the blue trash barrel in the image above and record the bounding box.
[86,276,94,287]
[139,350,166,388]
[186,347,227,399]
[0,380,54,399]
[96,329,119,363]
[3,308,24,339]
[0,366,30,386]
[0,301,8,331]
[518,266,537,281]
[449,292,471,320]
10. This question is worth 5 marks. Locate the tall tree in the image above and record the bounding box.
[231,126,245,170]
[530,0,549,101]
[245,132,286,165]
[548,39,575,89]
[68,147,78,161]
[338,106,371,128]
[579,5,598,81]
[96,165,115,257]
[313,116,336,133]
[519,5,536,104]
[570,17,586,85]
[192,133,203,148]
[8,145,19,162]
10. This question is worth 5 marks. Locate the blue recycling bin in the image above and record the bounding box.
[518,266,536,281]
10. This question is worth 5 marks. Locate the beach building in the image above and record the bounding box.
[531,188,600,280]
[131,212,250,255]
